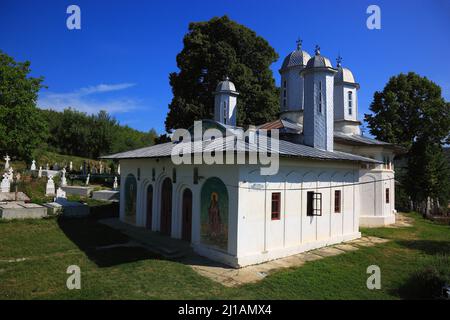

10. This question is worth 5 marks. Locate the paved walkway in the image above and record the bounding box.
[98,218,389,287]
[388,212,414,228]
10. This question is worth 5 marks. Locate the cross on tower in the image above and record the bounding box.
[315,45,321,55]
[296,38,302,50]
[336,55,343,67]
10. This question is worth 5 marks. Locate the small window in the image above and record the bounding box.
[334,190,341,213]
[317,81,323,113]
[271,192,281,220]
[172,168,177,184]
[385,188,390,204]
[348,91,353,115]
[223,101,227,124]
[193,167,199,185]
[307,191,322,216]
[152,168,155,181]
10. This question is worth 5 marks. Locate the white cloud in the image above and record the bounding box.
[37,83,140,114]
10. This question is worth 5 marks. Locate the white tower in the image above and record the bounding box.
[333,56,361,135]
[279,39,311,124]
[213,77,239,126]
[301,46,337,152]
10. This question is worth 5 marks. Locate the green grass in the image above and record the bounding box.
[0,213,448,300]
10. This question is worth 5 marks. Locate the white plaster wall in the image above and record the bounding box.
[236,159,361,266]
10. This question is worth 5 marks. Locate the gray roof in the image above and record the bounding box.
[102,136,381,164]
[305,54,333,69]
[334,132,392,146]
[335,66,357,85]
[280,49,311,71]
[215,77,238,93]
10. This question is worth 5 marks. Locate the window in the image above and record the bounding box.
[317,81,323,113]
[385,188,390,204]
[172,168,177,184]
[271,192,281,220]
[223,101,227,124]
[334,190,341,213]
[348,91,353,115]
[307,191,322,216]
[283,80,287,109]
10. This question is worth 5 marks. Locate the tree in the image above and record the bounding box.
[165,16,280,132]
[0,51,48,161]
[365,72,450,213]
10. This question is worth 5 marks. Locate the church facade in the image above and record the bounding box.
[104,42,399,267]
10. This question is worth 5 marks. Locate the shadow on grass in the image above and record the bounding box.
[57,215,161,268]
[397,240,450,255]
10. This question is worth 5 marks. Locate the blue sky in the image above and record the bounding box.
[1,0,449,134]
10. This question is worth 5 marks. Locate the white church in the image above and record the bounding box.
[104,42,400,267]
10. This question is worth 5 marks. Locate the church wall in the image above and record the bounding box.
[118,158,241,265]
[236,158,361,267]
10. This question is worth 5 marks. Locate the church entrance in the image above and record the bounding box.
[160,178,172,236]
[181,189,193,242]
[146,185,153,229]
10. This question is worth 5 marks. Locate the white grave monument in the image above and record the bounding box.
[113,176,118,190]
[7,167,13,181]
[1,173,10,193]
[85,174,90,186]
[45,176,56,196]
[69,161,73,171]
[99,162,103,174]
[38,166,43,178]
[4,155,10,170]
[55,187,67,200]
[30,160,36,171]
[61,167,67,187]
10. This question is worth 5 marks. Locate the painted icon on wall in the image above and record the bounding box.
[201,177,228,251]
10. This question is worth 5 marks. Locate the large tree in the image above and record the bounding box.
[0,51,48,161]
[365,72,450,212]
[165,16,279,132]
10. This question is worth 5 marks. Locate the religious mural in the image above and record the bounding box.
[200,177,228,251]
[124,174,137,224]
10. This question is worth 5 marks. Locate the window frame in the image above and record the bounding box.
[348,91,353,115]
[334,190,341,213]
[307,191,323,216]
[385,188,390,204]
[271,192,281,220]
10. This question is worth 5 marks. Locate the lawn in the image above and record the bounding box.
[0,213,448,299]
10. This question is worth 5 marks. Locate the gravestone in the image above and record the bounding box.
[7,167,13,181]
[30,160,36,171]
[55,187,67,200]
[69,161,73,171]
[85,173,90,185]
[4,155,10,170]
[1,173,10,193]
[99,162,103,174]
[45,176,56,196]
[46,163,49,170]
[61,167,67,186]
[113,176,118,190]
[38,166,43,178]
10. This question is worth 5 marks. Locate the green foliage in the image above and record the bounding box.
[0,51,48,161]
[365,73,450,212]
[165,16,279,132]
[40,108,157,158]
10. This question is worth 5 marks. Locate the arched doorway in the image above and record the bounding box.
[200,177,229,251]
[181,189,193,242]
[160,178,172,236]
[146,185,153,229]
[124,174,137,225]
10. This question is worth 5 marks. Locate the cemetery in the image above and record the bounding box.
[0,154,121,220]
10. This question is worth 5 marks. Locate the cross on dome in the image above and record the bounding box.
[314,45,321,56]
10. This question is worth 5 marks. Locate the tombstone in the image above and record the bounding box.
[4,155,10,170]
[69,161,73,172]
[99,162,103,174]
[30,160,36,171]
[55,187,67,200]
[7,167,13,181]
[1,173,10,193]
[61,167,67,187]
[38,166,43,178]
[117,164,120,175]
[85,174,90,186]
[46,163,49,170]
[113,176,118,190]
[45,176,56,196]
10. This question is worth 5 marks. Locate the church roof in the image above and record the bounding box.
[215,77,237,93]
[335,67,356,84]
[102,136,381,164]
[280,49,311,71]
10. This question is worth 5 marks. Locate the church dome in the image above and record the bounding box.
[304,45,333,69]
[280,40,311,71]
[335,67,356,84]
[215,76,236,92]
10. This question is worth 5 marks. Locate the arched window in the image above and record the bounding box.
[348,91,353,115]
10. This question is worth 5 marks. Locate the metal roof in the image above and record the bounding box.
[102,136,381,164]
[334,132,392,146]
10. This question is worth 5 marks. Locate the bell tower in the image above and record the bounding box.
[213,77,239,126]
